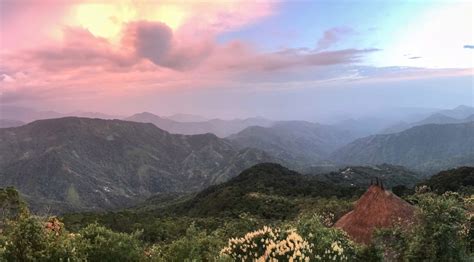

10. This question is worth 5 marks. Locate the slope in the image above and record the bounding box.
[0,117,274,213]
[167,163,362,219]
[331,122,474,173]
[228,121,355,168]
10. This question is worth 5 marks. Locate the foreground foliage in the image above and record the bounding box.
[1,166,473,261]
[376,190,473,261]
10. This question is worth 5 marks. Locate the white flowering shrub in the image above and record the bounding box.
[220,226,313,261]
[296,215,356,261]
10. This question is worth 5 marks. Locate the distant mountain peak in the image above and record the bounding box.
[166,113,209,122]
[454,105,473,110]
[136,112,161,117]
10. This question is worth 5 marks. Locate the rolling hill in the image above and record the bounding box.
[162,163,362,219]
[0,117,275,212]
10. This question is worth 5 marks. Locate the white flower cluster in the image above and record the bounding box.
[220,226,312,261]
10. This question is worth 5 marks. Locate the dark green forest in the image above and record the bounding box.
[1,164,473,261]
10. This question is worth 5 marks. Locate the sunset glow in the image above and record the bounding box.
[0,0,472,118]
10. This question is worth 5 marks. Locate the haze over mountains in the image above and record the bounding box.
[0,119,25,128]
[0,106,123,123]
[381,105,474,134]
[0,105,473,212]
[332,122,474,173]
[2,104,472,137]
[166,113,209,122]
[0,117,275,212]
[126,112,274,137]
[228,121,355,168]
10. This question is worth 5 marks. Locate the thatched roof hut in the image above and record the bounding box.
[334,180,416,244]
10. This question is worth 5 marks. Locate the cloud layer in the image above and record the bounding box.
[1,0,472,115]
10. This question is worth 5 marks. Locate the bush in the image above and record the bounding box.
[78,223,145,262]
[409,192,469,261]
[296,215,357,261]
[220,226,313,261]
[376,191,471,261]
[1,216,84,261]
[219,215,384,261]
[147,223,224,262]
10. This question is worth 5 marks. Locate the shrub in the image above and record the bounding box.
[147,223,224,262]
[296,215,357,261]
[408,192,469,261]
[376,191,471,261]
[77,223,145,262]
[220,226,314,261]
[1,216,84,261]
[0,187,29,228]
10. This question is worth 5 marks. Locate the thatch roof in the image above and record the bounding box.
[334,182,416,244]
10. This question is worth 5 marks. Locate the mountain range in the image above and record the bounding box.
[331,122,474,173]
[381,105,474,134]
[0,119,25,128]
[0,117,275,212]
[126,112,274,137]
[1,106,122,123]
[1,105,473,213]
[382,113,474,134]
[228,121,354,168]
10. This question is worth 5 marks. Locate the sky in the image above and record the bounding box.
[0,0,473,120]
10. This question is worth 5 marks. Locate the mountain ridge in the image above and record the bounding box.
[126,112,273,137]
[228,121,355,169]
[0,117,275,213]
[331,122,474,173]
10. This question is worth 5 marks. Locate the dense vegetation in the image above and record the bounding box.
[419,166,474,194]
[0,117,275,212]
[61,164,359,238]
[169,163,362,219]
[312,164,421,189]
[1,165,473,261]
[332,122,474,173]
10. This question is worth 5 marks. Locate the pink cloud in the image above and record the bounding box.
[206,41,378,72]
[4,0,469,115]
[27,27,137,71]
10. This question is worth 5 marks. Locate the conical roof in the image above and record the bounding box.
[334,183,416,244]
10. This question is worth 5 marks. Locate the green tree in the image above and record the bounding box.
[0,187,28,227]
